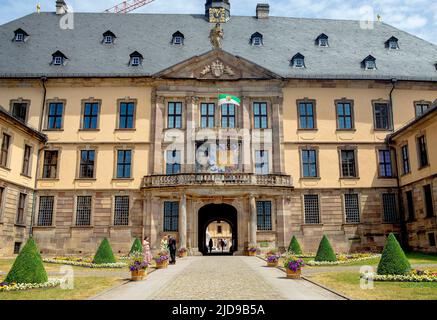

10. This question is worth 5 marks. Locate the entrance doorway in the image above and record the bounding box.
[198,204,237,255]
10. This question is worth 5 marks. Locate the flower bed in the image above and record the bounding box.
[306,253,381,266]
[361,269,437,282]
[0,279,61,292]
[43,257,126,268]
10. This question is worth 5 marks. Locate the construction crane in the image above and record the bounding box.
[104,0,155,14]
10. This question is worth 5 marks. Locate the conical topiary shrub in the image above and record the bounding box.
[129,238,143,255]
[93,238,116,264]
[288,236,302,255]
[315,235,337,262]
[377,233,411,275]
[5,237,48,284]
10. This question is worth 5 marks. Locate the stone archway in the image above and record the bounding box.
[198,203,238,255]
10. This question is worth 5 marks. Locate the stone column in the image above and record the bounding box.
[249,194,257,246]
[179,193,187,249]
[152,95,165,174]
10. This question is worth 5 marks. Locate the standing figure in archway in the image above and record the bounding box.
[208,238,213,254]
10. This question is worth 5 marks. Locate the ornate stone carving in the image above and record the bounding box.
[200,60,235,78]
[209,23,224,49]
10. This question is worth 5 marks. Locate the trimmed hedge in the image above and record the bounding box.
[129,238,143,254]
[5,237,48,284]
[377,233,411,275]
[288,236,302,255]
[93,238,116,264]
[315,235,337,262]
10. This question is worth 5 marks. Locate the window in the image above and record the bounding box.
[253,102,268,129]
[301,148,318,178]
[363,55,376,70]
[114,196,129,226]
[316,33,329,47]
[0,133,11,168]
[22,144,32,176]
[424,185,434,218]
[53,56,63,65]
[119,102,135,129]
[221,104,236,128]
[166,150,181,174]
[172,31,184,45]
[104,35,113,44]
[51,51,67,66]
[76,196,92,226]
[345,194,360,223]
[79,150,95,179]
[15,33,24,42]
[132,57,140,66]
[117,150,132,179]
[291,53,305,68]
[298,101,315,129]
[428,233,436,247]
[42,150,58,179]
[129,52,143,66]
[37,196,54,226]
[0,187,4,219]
[200,103,215,128]
[386,36,399,50]
[11,102,28,122]
[255,150,269,175]
[217,225,222,234]
[340,149,357,178]
[13,242,21,254]
[16,193,26,225]
[250,32,263,46]
[102,31,116,44]
[82,102,99,129]
[378,150,393,178]
[417,135,428,168]
[13,29,28,42]
[401,145,410,175]
[415,102,430,117]
[47,102,64,129]
[382,193,398,223]
[257,201,272,230]
[168,102,182,129]
[406,190,415,221]
[373,102,392,130]
[336,101,354,130]
[304,195,320,224]
[163,201,179,232]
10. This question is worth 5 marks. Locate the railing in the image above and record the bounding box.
[142,173,293,188]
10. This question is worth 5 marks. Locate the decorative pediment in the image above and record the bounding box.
[154,50,281,80]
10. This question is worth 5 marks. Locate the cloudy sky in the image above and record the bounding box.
[0,0,436,44]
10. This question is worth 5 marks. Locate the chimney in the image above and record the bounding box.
[256,3,270,19]
[56,0,68,15]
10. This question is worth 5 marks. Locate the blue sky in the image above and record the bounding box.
[0,0,436,44]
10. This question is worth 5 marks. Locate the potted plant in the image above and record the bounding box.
[128,252,148,281]
[154,250,170,269]
[247,247,257,256]
[266,250,281,267]
[178,247,188,258]
[283,255,305,279]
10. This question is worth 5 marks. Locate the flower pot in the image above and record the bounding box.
[286,268,302,279]
[155,261,168,269]
[267,261,279,267]
[178,251,187,258]
[131,270,147,281]
[248,251,256,256]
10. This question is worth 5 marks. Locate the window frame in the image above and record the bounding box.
[41,149,59,180]
[303,194,321,225]
[423,184,435,218]
[115,149,133,179]
[37,195,55,227]
[400,144,411,175]
[296,98,317,130]
[80,99,101,130]
[21,144,33,177]
[116,99,137,130]
[113,195,130,226]
[200,102,216,128]
[221,103,236,128]
[405,190,415,222]
[299,146,319,179]
[372,100,393,131]
[16,192,27,225]
[75,195,93,227]
[256,200,272,231]
[163,201,179,232]
[377,148,395,178]
[0,186,6,222]
[10,99,30,124]
[0,132,11,169]
[253,102,269,129]
[414,100,431,118]
[335,99,355,131]
[416,134,429,169]
[78,149,96,179]
[344,193,360,224]
[166,149,182,175]
[382,193,399,223]
[45,100,66,131]
[167,101,183,129]
[338,147,359,179]
[254,150,269,175]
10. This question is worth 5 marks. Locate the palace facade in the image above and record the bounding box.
[0,0,436,256]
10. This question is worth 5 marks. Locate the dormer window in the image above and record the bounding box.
[172,31,184,45]
[385,36,399,50]
[13,28,29,42]
[102,31,116,45]
[291,53,305,68]
[250,32,263,46]
[129,51,143,66]
[51,51,67,66]
[362,55,376,70]
[315,33,329,47]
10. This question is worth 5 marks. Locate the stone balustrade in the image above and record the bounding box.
[142,173,293,188]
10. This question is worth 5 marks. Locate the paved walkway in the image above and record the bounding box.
[92,256,343,300]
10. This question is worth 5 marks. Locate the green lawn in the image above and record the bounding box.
[307,271,437,300]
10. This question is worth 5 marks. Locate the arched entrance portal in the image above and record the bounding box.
[198,204,238,255]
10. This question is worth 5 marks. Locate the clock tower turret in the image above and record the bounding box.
[205,0,230,23]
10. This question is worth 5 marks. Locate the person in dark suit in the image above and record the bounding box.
[168,235,177,265]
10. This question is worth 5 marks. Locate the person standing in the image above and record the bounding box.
[208,238,213,254]
[160,235,169,252]
[142,236,152,264]
[169,235,177,264]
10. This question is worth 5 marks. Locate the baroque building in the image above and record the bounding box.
[0,0,436,256]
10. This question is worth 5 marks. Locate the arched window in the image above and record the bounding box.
[385,36,399,50]
[129,51,143,66]
[362,55,376,70]
[250,32,263,46]
[291,53,305,68]
[315,33,329,47]
[172,31,185,45]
